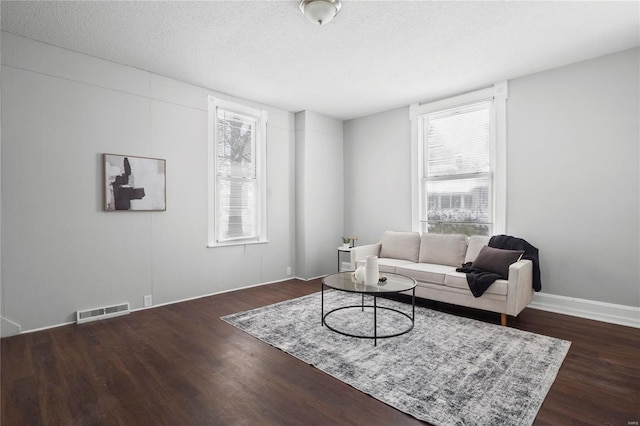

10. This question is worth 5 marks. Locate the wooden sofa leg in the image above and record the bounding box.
[501,313,507,326]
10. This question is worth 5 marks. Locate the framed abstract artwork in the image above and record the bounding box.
[103,153,166,211]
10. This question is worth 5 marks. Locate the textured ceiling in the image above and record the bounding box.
[1,1,638,120]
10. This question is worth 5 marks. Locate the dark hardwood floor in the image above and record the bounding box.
[2,279,639,425]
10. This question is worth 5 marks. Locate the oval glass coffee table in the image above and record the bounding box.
[321,272,417,346]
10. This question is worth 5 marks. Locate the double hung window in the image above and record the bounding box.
[412,83,507,236]
[208,97,267,246]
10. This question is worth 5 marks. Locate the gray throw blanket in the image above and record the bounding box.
[456,235,541,297]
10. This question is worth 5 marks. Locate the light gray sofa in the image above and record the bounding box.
[350,231,534,326]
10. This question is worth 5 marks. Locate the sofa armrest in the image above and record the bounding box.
[350,243,381,269]
[506,259,534,316]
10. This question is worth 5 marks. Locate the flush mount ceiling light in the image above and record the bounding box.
[299,0,342,25]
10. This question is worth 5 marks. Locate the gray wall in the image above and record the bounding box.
[343,107,412,245]
[344,48,639,307]
[507,47,639,305]
[295,111,344,279]
[2,31,637,333]
[1,33,296,332]
[0,30,4,333]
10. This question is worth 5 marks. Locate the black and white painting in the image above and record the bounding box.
[104,154,166,211]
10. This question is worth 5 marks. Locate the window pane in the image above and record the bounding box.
[425,176,491,234]
[217,111,256,179]
[217,177,257,241]
[427,222,491,236]
[424,101,491,178]
[208,97,267,247]
[421,100,493,237]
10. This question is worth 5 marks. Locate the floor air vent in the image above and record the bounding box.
[76,303,130,324]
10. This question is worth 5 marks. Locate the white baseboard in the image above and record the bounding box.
[528,292,640,329]
[132,276,298,312]
[17,282,635,335]
[295,274,327,281]
[1,316,22,337]
[14,276,301,335]
[17,321,76,335]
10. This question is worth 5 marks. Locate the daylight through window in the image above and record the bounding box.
[422,100,494,235]
[412,83,507,237]
[208,97,267,246]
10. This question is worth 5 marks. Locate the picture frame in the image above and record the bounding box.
[103,153,166,211]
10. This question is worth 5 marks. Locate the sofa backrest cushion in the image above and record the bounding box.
[464,235,491,264]
[419,233,467,267]
[379,231,421,262]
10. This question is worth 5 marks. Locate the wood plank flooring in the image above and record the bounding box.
[2,279,639,425]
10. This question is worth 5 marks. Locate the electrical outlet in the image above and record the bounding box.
[287,266,292,276]
[143,295,152,307]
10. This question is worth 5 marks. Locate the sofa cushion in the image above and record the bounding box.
[464,235,490,264]
[471,246,524,279]
[397,263,457,285]
[379,231,421,262]
[444,271,508,296]
[418,233,467,267]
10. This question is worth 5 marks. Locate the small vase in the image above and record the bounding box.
[342,243,350,249]
[365,255,379,286]
[354,266,366,282]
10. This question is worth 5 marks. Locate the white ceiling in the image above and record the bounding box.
[1,1,638,120]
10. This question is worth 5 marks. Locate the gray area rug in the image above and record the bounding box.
[221,290,570,426]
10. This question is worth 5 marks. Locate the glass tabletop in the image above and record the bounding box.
[322,271,416,294]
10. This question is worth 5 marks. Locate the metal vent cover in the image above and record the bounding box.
[76,303,130,324]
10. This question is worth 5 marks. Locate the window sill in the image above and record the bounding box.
[207,239,269,248]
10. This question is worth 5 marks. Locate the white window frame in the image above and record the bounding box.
[207,96,268,247]
[410,81,508,235]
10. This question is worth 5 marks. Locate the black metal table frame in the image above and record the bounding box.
[321,279,415,346]
[337,247,351,272]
